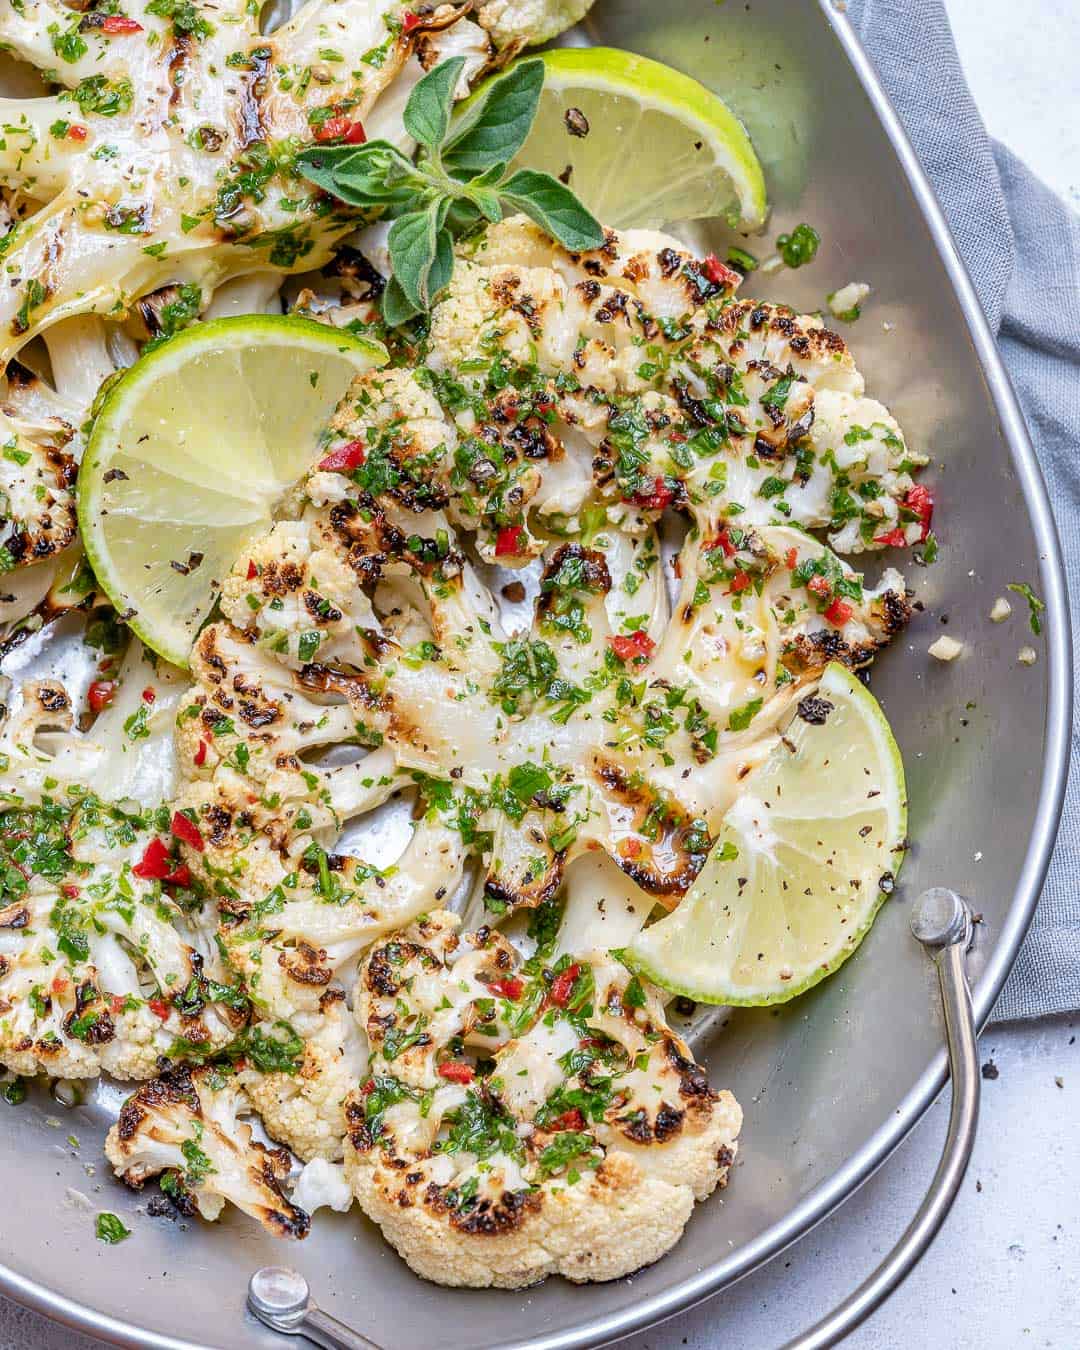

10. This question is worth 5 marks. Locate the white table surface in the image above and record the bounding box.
[3,1,1078,1346]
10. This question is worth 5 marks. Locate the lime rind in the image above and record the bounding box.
[533,47,767,231]
[627,664,907,1007]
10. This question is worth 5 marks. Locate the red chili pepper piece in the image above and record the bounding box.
[489,976,524,1001]
[317,439,366,472]
[401,9,421,32]
[87,679,117,713]
[141,686,155,704]
[631,476,675,511]
[549,1108,585,1132]
[133,837,171,881]
[148,998,170,1021]
[620,836,642,859]
[702,253,740,289]
[548,964,580,1008]
[164,863,192,888]
[904,484,934,540]
[728,570,752,594]
[873,526,908,548]
[110,995,127,1015]
[246,559,258,580]
[706,528,737,558]
[784,547,798,570]
[314,116,349,142]
[807,574,831,598]
[669,430,687,443]
[494,524,526,557]
[67,124,88,142]
[360,1078,375,1096]
[193,739,208,767]
[170,811,204,852]
[437,1061,475,1083]
[608,631,655,664]
[315,117,365,144]
[62,883,80,899]
[102,15,143,32]
[824,598,854,627]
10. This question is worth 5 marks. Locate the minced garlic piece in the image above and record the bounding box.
[828,282,870,319]
[928,635,964,661]
[1018,646,1038,666]
[989,597,1012,623]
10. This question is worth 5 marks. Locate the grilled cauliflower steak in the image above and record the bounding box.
[0,0,595,363]
[105,1062,310,1236]
[0,208,925,1288]
[343,911,740,1287]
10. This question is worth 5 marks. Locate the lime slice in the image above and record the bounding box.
[627,663,907,1005]
[78,316,386,667]
[505,47,767,231]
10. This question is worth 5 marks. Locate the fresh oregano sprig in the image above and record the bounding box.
[295,57,605,325]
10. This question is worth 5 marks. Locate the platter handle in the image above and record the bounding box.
[782,887,980,1350]
[247,1265,383,1349]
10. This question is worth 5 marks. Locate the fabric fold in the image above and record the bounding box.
[850,0,1080,1020]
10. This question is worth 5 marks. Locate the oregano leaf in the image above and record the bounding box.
[296,140,422,206]
[442,58,544,175]
[499,169,605,252]
[427,227,455,302]
[442,197,484,235]
[381,274,420,327]
[467,185,503,223]
[404,55,466,152]
[388,206,438,310]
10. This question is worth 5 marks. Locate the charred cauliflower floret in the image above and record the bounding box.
[105,1063,310,1237]
[0,411,77,577]
[240,990,367,1163]
[0,639,187,807]
[424,216,929,554]
[474,0,593,51]
[0,794,246,1081]
[343,912,740,1288]
[220,520,377,672]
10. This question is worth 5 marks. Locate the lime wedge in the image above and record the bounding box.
[627,663,907,1005]
[77,316,386,668]
[505,47,767,231]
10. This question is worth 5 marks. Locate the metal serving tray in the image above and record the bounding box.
[0,1,1069,1346]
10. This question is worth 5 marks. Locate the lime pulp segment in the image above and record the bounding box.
[77,316,387,668]
[628,663,907,1005]
[507,47,767,232]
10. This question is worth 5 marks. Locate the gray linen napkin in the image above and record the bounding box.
[848,0,1080,1021]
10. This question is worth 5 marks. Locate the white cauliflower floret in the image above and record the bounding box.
[354,911,521,1087]
[241,993,367,1162]
[475,0,597,52]
[290,1156,353,1215]
[0,886,102,1080]
[343,913,741,1288]
[105,1063,310,1238]
[0,0,529,363]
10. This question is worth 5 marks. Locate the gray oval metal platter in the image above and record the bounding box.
[0,1,1069,1348]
